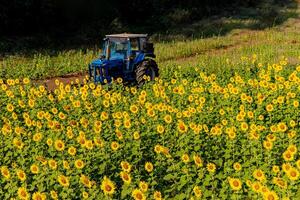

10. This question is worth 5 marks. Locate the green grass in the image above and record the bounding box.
[0,3,299,80]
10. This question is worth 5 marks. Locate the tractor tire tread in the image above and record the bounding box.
[135,59,159,86]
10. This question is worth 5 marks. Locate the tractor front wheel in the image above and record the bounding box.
[135,59,159,86]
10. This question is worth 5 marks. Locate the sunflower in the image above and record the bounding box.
[233,162,242,171]
[228,131,236,140]
[80,174,92,188]
[32,192,46,200]
[13,138,24,149]
[50,190,58,199]
[54,139,65,151]
[23,77,30,84]
[86,140,94,150]
[68,146,77,156]
[111,141,120,151]
[132,189,145,200]
[236,114,244,121]
[177,120,188,133]
[46,138,53,146]
[94,137,104,147]
[289,120,296,127]
[120,171,131,184]
[263,191,279,200]
[266,134,276,142]
[270,125,277,133]
[164,114,172,124]
[75,159,85,169]
[240,122,248,131]
[293,100,299,107]
[277,122,287,132]
[193,155,203,167]
[228,177,242,191]
[247,111,254,118]
[133,131,140,140]
[245,179,252,187]
[137,94,146,103]
[193,186,202,197]
[253,169,265,182]
[287,144,297,155]
[154,145,162,154]
[115,129,123,139]
[272,165,280,174]
[277,96,284,104]
[287,168,299,181]
[17,187,29,200]
[48,159,57,170]
[295,160,300,170]
[63,160,70,169]
[258,115,264,121]
[207,163,216,173]
[101,176,116,195]
[58,112,66,120]
[145,162,154,173]
[283,151,294,161]
[30,164,39,174]
[124,120,131,129]
[263,140,273,150]
[157,125,165,134]
[116,77,123,83]
[139,181,148,192]
[146,109,155,117]
[102,100,110,108]
[6,103,14,112]
[181,153,190,163]
[58,175,70,187]
[288,130,296,139]
[130,105,139,114]
[251,181,261,193]
[121,161,132,172]
[153,191,163,200]
[82,191,89,199]
[16,169,26,181]
[266,104,274,112]
[51,107,58,115]
[282,163,292,172]
[272,177,287,189]
[1,166,10,179]
[33,133,43,142]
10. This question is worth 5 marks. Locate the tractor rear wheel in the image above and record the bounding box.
[135,59,159,86]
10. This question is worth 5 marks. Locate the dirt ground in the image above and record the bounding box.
[34,72,88,91]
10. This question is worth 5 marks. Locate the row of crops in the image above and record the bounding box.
[0,57,300,199]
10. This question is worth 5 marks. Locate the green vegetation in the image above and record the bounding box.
[0,1,299,80]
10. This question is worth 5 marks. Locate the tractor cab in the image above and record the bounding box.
[89,33,158,85]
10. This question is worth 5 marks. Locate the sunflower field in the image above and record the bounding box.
[0,57,300,200]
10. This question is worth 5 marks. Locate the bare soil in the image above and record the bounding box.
[33,72,87,91]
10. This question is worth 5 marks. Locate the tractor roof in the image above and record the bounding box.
[105,33,148,38]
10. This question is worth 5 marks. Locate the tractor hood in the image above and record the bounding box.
[90,58,107,66]
[91,58,123,67]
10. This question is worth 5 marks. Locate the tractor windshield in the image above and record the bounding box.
[105,38,128,60]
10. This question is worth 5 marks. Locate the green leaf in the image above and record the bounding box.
[173,193,186,200]
[164,174,175,181]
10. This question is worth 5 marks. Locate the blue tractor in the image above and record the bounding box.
[88,33,159,85]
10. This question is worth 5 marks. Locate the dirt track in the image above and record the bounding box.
[34,72,87,91]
